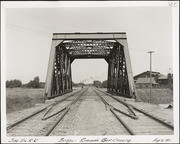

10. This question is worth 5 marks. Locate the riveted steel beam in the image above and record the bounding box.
[52,33,127,40]
[45,40,63,99]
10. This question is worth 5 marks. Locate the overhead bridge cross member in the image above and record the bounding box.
[45,32,136,99]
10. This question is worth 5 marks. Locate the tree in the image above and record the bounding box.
[72,81,78,86]
[27,76,40,88]
[93,80,102,88]
[101,80,107,88]
[77,82,85,86]
[6,79,22,88]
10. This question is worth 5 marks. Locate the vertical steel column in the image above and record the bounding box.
[111,53,115,91]
[69,60,72,90]
[116,38,135,98]
[107,43,132,97]
[118,46,123,94]
[107,58,111,91]
[45,40,63,99]
[64,52,68,92]
[116,48,119,93]
[62,48,65,93]
[63,52,72,93]
[66,54,69,91]
[58,48,72,94]
[55,47,59,95]
[67,54,72,91]
[116,46,120,93]
[122,50,129,95]
[120,46,124,94]
[45,42,72,99]
[51,46,64,96]
[108,47,116,92]
[113,52,116,92]
[57,47,61,94]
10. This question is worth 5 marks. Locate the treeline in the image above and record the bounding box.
[72,80,107,88]
[93,80,107,88]
[22,76,40,88]
[72,82,85,87]
[6,76,41,88]
[6,77,108,88]
[6,79,22,88]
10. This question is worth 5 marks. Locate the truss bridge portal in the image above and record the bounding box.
[45,33,136,99]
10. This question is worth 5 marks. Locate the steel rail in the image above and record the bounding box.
[7,107,47,131]
[110,109,135,135]
[42,88,88,120]
[113,108,138,120]
[45,87,88,136]
[45,109,69,136]
[110,94,174,130]
[7,89,83,131]
[98,89,136,117]
[97,89,174,130]
[132,107,174,130]
[93,88,136,135]
[42,107,66,120]
[93,89,137,119]
[45,108,69,136]
[43,89,83,118]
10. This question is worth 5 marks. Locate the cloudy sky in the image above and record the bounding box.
[5,4,174,84]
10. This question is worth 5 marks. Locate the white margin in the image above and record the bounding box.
[172,2,179,142]
[1,1,179,143]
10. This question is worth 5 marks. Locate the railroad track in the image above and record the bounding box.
[92,87,136,135]
[45,87,87,136]
[7,86,173,136]
[7,87,87,136]
[94,87,174,135]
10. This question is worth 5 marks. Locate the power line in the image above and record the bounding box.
[6,23,52,37]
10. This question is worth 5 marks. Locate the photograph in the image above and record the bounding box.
[1,1,179,143]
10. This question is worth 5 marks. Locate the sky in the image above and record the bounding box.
[5,6,173,84]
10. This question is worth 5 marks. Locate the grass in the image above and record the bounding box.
[6,87,173,114]
[100,87,173,104]
[6,87,82,114]
[136,88,173,104]
[6,88,45,114]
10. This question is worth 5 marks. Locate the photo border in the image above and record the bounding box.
[1,1,179,143]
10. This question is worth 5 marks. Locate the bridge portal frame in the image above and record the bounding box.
[45,33,136,99]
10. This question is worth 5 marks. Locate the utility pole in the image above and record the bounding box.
[147,51,154,103]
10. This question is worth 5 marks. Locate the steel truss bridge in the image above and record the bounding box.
[45,33,136,99]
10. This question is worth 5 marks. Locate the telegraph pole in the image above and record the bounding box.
[147,51,154,103]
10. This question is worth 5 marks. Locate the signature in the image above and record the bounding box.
[152,138,171,143]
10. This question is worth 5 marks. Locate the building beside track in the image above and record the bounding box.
[134,71,173,88]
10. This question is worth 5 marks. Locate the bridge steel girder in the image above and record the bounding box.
[45,40,62,99]
[52,32,127,40]
[107,38,135,98]
[45,40,72,99]
[45,33,136,99]
[116,39,136,98]
[107,45,132,97]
